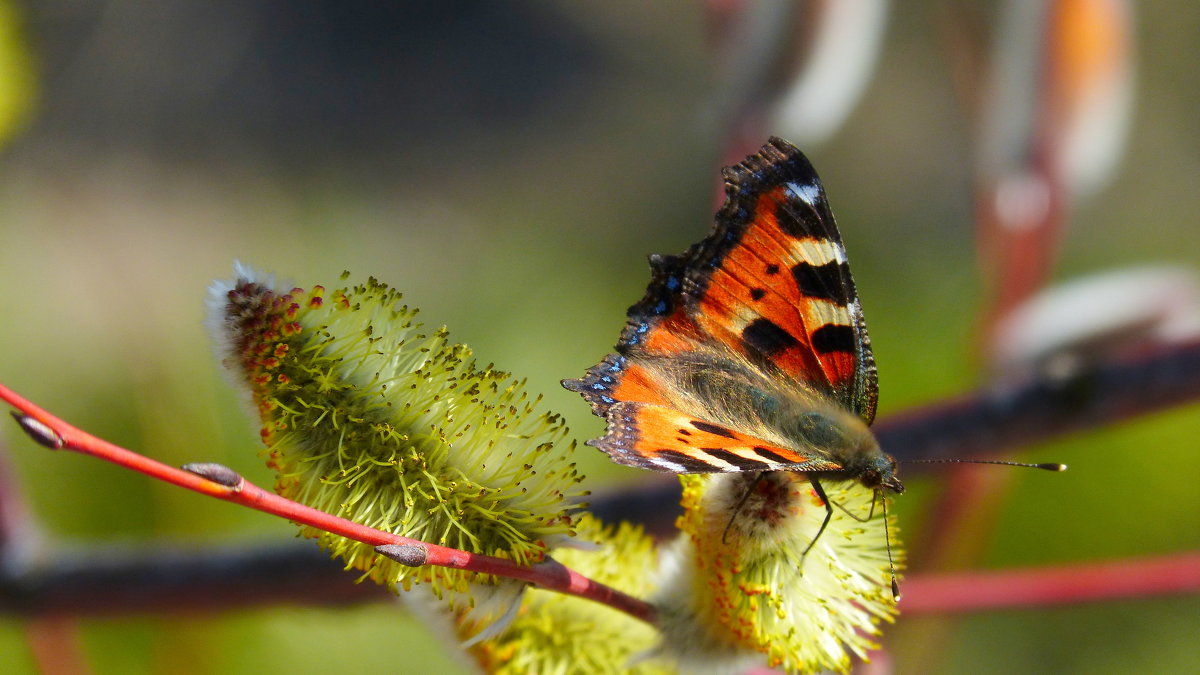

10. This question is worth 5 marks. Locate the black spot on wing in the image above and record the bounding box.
[811,324,856,354]
[792,260,851,305]
[681,138,837,301]
[690,420,737,438]
[702,448,770,471]
[751,446,843,473]
[679,139,827,304]
[750,288,766,301]
[657,449,723,472]
[742,317,800,356]
[752,446,796,465]
[775,186,837,242]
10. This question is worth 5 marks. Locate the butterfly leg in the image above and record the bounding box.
[802,474,834,557]
[832,490,872,523]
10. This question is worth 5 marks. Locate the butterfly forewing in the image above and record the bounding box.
[689,139,877,422]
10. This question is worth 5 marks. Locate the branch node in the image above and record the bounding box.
[528,556,572,587]
[181,462,242,487]
[375,543,428,567]
[10,411,64,449]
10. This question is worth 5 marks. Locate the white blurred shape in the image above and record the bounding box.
[990,266,1200,374]
[771,0,890,145]
[977,2,1048,185]
[1054,0,1135,199]
[994,171,1053,233]
[978,0,1135,201]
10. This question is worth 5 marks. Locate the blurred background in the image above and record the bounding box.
[0,1,1196,673]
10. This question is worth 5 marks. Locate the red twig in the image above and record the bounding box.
[0,381,657,627]
[901,552,1200,615]
[4,535,1194,623]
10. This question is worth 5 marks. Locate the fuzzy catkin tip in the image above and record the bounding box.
[655,472,901,674]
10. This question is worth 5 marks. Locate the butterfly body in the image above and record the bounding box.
[565,138,902,499]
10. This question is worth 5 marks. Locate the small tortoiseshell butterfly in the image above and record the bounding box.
[564,137,902,544]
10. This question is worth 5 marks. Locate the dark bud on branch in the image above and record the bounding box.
[10,412,64,449]
[181,462,243,487]
[376,544,428,567]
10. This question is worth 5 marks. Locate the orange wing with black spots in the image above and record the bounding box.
[686,140,877,422]
[563,137,882,476]
[595,402,844,474]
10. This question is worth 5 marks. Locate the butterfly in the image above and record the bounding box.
[563,137,903,553]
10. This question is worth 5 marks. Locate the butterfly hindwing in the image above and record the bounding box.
[563,253,703,417]
[591,401,844,474]
[563,354,671,418]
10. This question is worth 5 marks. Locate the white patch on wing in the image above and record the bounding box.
[793,237,847,266]
[805,297,853,328]
[723,305,766,334]
[648,456,689,472]
[787,181,822,206]
[693,451,738,471]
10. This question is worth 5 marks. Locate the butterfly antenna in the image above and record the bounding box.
[878,458,1065,598]
[722,472,767,545]
[882,492,900,601]
[903,459,1067,472]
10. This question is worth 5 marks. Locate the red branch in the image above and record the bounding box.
[0,381,657,627]
[901,552,1200,615]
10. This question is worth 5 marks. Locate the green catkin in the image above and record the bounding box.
[211,268,587,629]
[655,473,900,674]
[468,513,671,675]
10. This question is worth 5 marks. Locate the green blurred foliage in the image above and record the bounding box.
[0,2,1197,673]
[0,0,33,144]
